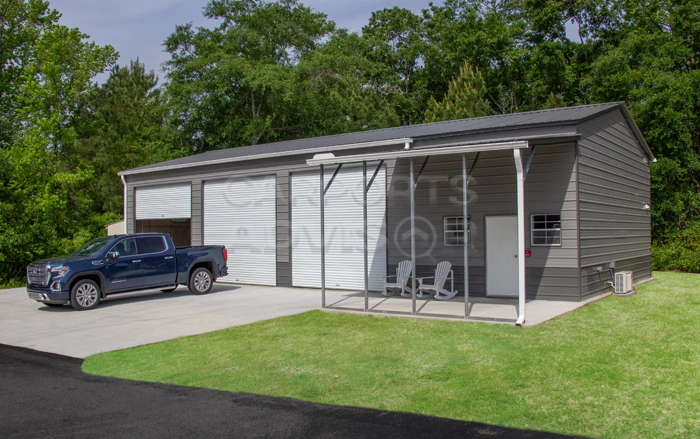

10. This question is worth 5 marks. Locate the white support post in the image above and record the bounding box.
[320,164,326,308]
[363,161,369,312]
[513,149,526,326]
[462,154,469,318]
[410,157,416,315]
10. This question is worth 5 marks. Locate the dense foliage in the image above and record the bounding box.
[1,0,699,283]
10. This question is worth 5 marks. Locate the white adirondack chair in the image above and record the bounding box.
[417,261,458,300]
[383,260,414,297]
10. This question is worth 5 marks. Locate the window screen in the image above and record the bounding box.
[444,216,470,246]
[137,236,167,254]
[530,214,562,246]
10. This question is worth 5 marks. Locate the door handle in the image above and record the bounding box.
[132,259,142,263]
[165,256,174,260]
[514,255,518,258]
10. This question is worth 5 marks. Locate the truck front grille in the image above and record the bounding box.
[27,266,50,285]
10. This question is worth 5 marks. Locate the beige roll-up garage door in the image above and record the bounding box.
[291,166,386,291]
[203,175,277,285]
[135,183,192,219]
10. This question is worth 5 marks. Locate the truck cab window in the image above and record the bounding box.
[136,237,167,254]
[112,238,137,257]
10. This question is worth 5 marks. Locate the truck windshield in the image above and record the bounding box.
[71,237,111,257]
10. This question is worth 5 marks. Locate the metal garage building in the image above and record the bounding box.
[119,102,654,318]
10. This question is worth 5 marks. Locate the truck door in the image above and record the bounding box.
[136,236,176,288]
[106,238,142,292]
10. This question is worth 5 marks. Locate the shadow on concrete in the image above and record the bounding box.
[0,344,591,439]
[37,284,240,312]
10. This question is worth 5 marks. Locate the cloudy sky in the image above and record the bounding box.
[49,0,442,82]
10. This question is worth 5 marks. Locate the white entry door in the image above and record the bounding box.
[203,175,277,285]
[291,166,386,291]
[485,216,519,297]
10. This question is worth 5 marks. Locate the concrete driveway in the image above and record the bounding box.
[0,284,321,358]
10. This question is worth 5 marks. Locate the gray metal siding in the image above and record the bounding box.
[124,129,601,300]
[389,264,580,301]
[386,144,580,300]
[577,109,652,297]
[191,180,202,245]
[277,172,291,287]
[126,186,135,234]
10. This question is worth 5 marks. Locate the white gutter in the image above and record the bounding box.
[120,175,128,234]
[307,141,529,166]
[118,137,413,176]
[513,148,526,326]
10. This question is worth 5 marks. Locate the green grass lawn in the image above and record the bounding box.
[83,271,700,438]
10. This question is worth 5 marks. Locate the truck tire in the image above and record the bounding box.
[188,267,213,295]
[70,279,101,311]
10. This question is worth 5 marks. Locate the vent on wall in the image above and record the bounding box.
[615,271,634,294]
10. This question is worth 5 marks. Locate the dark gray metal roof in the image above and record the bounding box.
[121,102,649,176]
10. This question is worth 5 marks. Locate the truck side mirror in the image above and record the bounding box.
[106,251,119,261]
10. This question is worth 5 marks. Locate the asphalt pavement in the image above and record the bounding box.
[0,344,588,439]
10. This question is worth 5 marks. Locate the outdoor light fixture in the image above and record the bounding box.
[312,152,335,161]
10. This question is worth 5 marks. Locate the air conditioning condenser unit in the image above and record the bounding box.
[614,271,633,294]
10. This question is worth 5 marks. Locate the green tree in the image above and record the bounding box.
[584,0,700,245]
[289,29,400,135]
[0,0,60,149]
[165,0,335,152]
[71,60,174,214]
[424,61,489,122]
[422,0,526,114]
[361,6,427,125]
[0,0,117,283]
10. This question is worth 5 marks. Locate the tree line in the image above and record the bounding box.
[1,0,698,284]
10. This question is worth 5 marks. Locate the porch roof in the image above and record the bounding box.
[306,140,530,166]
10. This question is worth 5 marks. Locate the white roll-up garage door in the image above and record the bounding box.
[292,166,386,291]
[204,175,276,285]
[135,183,192,219]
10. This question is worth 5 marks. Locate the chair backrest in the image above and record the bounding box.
[397,260,413,285]
[434,261,452,289]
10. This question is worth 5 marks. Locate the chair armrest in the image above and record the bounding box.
[446,270,454,279]
[383,275,397,280]
[416,276,434,286]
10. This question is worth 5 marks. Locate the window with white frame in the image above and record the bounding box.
[444,216,470,246]
[530,214,561,246]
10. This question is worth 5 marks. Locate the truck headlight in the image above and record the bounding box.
[50,266,70,278]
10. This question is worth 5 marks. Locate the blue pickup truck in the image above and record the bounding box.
[26,233,228,310]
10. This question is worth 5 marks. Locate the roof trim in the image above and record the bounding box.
[307,141,529,166]
[119,102,644,177]
[118,137,413,176]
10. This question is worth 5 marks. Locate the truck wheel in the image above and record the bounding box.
[70,279,101,311]
[188,267,212,295]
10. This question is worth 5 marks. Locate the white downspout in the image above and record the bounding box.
[120,175,128,234]
[513,149,526,326]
